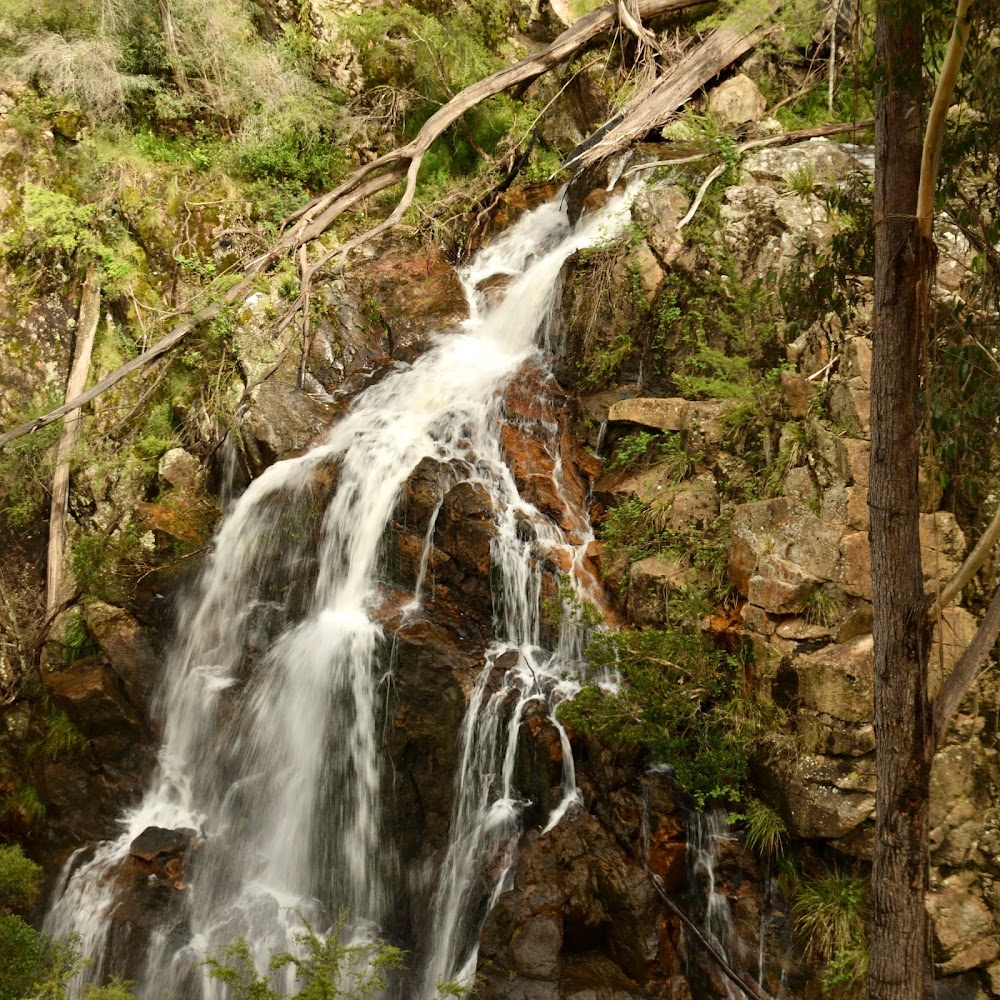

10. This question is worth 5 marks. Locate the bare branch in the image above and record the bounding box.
[934,584,1000,745]
[930,501,1000,618]
[916,0,975,238]
[564,0,779,171]
[621,116,876,176]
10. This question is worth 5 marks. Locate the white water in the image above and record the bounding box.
[687,811,746,1000]
[46,188,636,997]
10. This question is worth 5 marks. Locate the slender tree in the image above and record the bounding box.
[868,1,991,998]
[867,6,931,997]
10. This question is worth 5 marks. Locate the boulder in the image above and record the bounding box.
[47,661,144,759]
[477,810,687,999]
[920,511,966,592]
[747,554,823,614]
[356,245,468,359]
[707,74,767,127]
[239,381,336,475]
[626,556,697,628]
[85,602,162,711]
[631,184,690,265]
[927,872,999,975]
[729,496,843,597]
[607,398,737,450]
[756,753,875,839]
[157,448,203,493]
[741,139,862,187]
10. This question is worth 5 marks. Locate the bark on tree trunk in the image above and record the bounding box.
[868,2,933,999]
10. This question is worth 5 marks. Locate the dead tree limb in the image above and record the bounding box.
[933,583,1000,745]
[46,265,101,614]
[564,0,780,170]
[0,0,731,451]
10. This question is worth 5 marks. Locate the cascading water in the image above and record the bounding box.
[686,811,747,1000]
[45,186,637,997]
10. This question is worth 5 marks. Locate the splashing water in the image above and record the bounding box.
[45,188,637,998]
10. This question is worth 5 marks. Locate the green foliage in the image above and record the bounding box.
[0,844,42,913]
[742,799,787,860]
[202,913,406,1000]
[803,587,838,628]
[16,184,98,257]
[81,980,139,1000]
[62,610,98,664]
[0,785,46,829]
[779,175,875,339]
[0,394,61,530]
[598,495,731,597]
[559,606,768,806]
[0,914,49,1000]
[38,711,91,761]
[607,430,694,478]
[792,868,870,994]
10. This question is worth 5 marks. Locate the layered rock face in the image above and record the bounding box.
[561,137,1000,997]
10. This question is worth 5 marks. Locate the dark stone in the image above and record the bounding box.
[130,826,194,864]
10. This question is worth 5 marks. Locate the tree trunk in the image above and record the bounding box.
[46,265,101,614]
[867,2,933,999]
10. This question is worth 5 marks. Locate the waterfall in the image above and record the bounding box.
[686,811,747,1000]
[45,187,637,997]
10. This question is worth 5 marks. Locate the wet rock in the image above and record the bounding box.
[85,602,162,711]
[130,826,195,887]
[47,660,144,759]
[477,810,685,1000]
[434,481,496,585]
[707,74,767,128]
[239,381,336,476]
[356,245,468,358]
[500,363,598,533]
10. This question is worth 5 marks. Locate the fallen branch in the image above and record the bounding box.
[564,0,780,170]
[645,865,776,1000]
[46,266,101,614]
[0,0,708,452]
[620,117,876,177]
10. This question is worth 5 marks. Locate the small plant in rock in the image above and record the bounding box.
[38,711,91,761]
[607,430,696,483]
[792,868,870,995]
[742,799,787,860]
[786,163,818,199]
[803,587,838,628]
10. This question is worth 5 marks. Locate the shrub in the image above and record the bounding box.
[202,913,406,1000]
[0,844,42,913]
[559,611,765,806]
